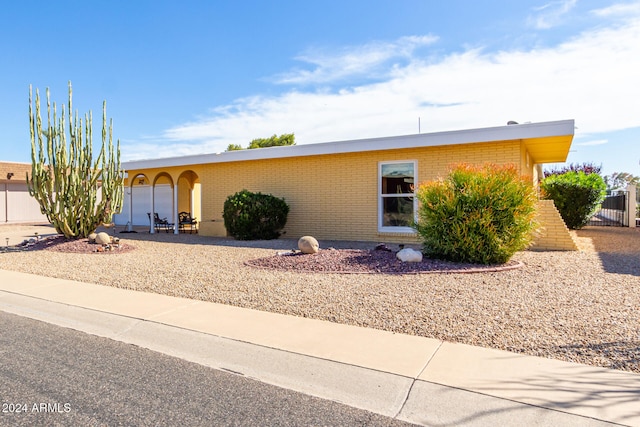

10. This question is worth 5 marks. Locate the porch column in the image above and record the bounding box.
[128,186,133,227]
[173,184,179,235]
[149,184,155,234]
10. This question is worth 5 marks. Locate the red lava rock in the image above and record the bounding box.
[27,236,135,254]
[246,249,522,274]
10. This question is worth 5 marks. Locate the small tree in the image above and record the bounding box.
[414,163,539,265]
[226,143,244,151]
[603,172,640,190]
[226,133,295,151]
[27,82,124,239]
[248,133,295,149]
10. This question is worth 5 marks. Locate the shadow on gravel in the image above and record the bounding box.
[576,227,640,276]
[104,225,402,251]
[554,341,640,373]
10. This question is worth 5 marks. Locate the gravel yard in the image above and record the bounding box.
[1,224,638,373]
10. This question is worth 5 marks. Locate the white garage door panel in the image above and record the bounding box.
[0,185,6,222]
[153,186,174,222]
[5,183,48,223]
[113,185,173,226]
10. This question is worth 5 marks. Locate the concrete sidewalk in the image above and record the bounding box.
[0,269,638,426]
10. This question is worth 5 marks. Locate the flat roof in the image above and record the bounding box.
[123,119,575,170]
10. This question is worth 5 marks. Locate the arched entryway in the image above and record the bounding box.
[175,170,201,233]
[114,169,201,234]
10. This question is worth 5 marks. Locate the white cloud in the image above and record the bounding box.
[592,2,640,18]
[575,139,608,146]
[272,35,438,85]
[528,0,578,29]
[122,8,640,162]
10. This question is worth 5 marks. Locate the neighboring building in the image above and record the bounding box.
[0,162,47,223]
[118,119,576,247]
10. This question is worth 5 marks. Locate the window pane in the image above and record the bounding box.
[382,196,414,226]
[381,163,414,194]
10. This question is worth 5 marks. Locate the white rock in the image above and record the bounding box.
[298,236,319,254]
[396,248,423,263]
[88,233,97,243]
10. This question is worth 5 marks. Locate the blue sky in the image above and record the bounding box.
[2,0,639,178]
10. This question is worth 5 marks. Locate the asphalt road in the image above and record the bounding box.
[0,311,414,427]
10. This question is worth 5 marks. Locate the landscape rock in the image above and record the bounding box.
[298,236,319,254]
[88,233,97,243]
[396,248,423,263]
[95,232,112,245]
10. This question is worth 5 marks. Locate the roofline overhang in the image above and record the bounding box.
[122,119,575,170]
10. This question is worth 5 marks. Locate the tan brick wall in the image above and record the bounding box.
[198,140,523,243]
[531,199,578,251]
[122,142,575,250]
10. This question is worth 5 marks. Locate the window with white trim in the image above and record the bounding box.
[378,161,417,233]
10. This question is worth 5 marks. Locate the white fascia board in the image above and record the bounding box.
[122,119,575,170]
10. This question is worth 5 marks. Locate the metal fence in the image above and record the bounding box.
[588,191,627,227]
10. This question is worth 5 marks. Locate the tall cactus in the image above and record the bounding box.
[27,82,124,239]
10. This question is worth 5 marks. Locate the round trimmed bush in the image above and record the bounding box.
[414,163,539,265]
[223,190,289,240]
[540,171,606,229]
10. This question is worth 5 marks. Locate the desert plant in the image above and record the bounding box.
[414,163,539,265]
[27,82,123,238]
[223,189,289,240]
[540,171,606,229]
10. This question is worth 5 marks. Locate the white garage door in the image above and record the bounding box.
[113,185,173,226]
[2,183,48,223]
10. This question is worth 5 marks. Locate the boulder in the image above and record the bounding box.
[298,236,319,254]
[88,233,97,243]
[396,248,423,263]
[95,232,112,245]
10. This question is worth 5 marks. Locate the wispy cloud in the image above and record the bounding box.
[272,35,438,85]
[122,7,640,162]
[528,0,578,29]
[592,1,640,18]
[575,139,608,146]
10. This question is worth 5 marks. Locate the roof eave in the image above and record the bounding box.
[123,119,575,170]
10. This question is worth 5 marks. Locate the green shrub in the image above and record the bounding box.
[540,171,606,229]
[414,163,539,265]
[223,190,289,240]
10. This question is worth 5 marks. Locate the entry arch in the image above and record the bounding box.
[175,170,201,234]
[149,172,176,233]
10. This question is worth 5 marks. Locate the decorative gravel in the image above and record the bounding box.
[0,225,638,374]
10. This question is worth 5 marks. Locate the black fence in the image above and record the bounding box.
[588,191,627,227]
